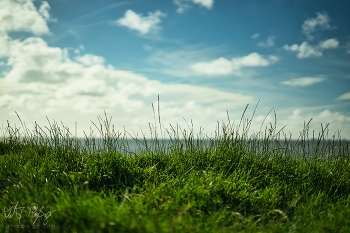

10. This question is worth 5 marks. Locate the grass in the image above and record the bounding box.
[0,101,349,232]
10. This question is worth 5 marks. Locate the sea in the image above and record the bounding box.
[75,138,349,159]
[1,136,349,158]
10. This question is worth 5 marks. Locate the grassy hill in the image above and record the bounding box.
[0,109,349,232]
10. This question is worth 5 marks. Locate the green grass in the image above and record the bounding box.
[0,103,349,232]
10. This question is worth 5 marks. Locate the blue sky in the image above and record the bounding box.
[0,0,349,139]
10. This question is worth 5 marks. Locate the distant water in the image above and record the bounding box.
[1,136,348,158]
[75,138,350,158]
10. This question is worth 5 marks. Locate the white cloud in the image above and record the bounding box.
[283,39,339,59]
[146,45,228,78]
[281,77,325,87]
[237,53,278,66]
[251,33,260,39]
[337,92,350,100]
[74,45,85,54]
[318,38,339,49]
[279,108,350,140]
[283,42,322,58]
[191,53,278,76]
[0,0,51,35]
[317,110,350,128]
[174,0,214,13]
[193,0,214,9]
[115,10,166,35]
[229,107,350,140]
[191,57,232,76]
[284,13,338,59]
[0,94,14,108]
[302,12,331,40]
[0,33,10,57]
[5,37,75,83]
[174,0,190,13]
[257,36,275,47]
[38,1,51,20]
[76,54,105,66]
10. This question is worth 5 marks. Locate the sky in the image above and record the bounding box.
[0,0,350,140]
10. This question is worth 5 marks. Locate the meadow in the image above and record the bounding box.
[0,103,349,232]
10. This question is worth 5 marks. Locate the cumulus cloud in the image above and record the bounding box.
[318,38,339,49]
[5,37,76,83]
[38,1,51,20]
[0,0,51,35]
[337,92,350,100]
[0,94,14,108]
[191,57,232,76]
[238,107,350,140]
[115,10,166,35]
[0,33,10,57]
[174,0,214,13]
[190,53,278,76]
[257,36,275,47]
[317,110,350,129]
[283,42,322,58]
[280,108,350,139]
[283,39,339,58]
[145,45,229,78]
[302,12,332,40]
[281,77,326,87]
[193,0,214,8]
[76,54,105,66]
